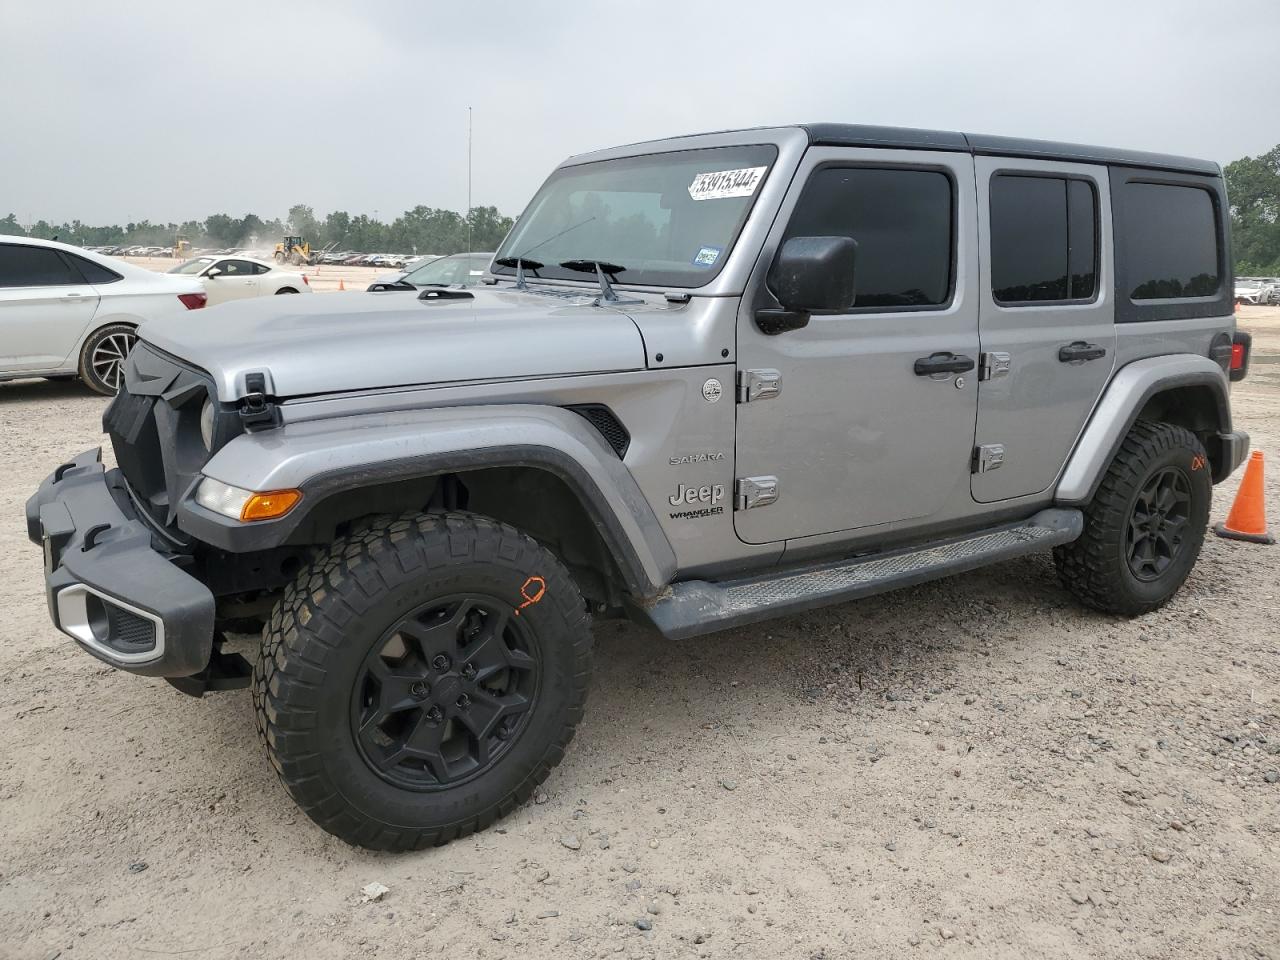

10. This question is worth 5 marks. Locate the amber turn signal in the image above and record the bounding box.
[240,489,302,522]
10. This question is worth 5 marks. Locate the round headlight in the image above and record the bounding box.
[199,397,216,451]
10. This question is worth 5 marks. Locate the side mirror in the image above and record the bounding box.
[757,236,857,335]
[205,267,222,278]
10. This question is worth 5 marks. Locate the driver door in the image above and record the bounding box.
[204,259,260,305]
[733,148,980,545]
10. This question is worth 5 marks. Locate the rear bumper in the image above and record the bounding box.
[25,448,215,677]
[1210,430,1250,483]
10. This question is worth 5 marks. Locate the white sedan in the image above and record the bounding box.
[0,235,206,394]
[168,255,313,306]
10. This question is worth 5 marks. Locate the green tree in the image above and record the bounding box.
[1225,145,1280,273]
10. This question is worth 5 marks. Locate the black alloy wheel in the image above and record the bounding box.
[352,594,540,790]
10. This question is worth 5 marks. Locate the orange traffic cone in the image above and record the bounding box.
[338,278,346,291]
[1214,450,1273,544]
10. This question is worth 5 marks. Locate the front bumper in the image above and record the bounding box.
[25,448,215,677]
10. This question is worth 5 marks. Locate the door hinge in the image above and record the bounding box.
[979,351,1011,381]
[736,368,782,403]
[972,443,1006,474]
[734,476,780,511]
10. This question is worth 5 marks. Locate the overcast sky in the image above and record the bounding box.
[2,0,1277,227]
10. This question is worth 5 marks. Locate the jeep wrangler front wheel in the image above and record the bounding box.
[1054,420,1211,616]
[252,512,592,850]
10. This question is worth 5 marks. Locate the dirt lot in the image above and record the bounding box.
[119,256,409,294]
[1,307,1278,960]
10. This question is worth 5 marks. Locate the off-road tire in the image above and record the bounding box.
[252,512,592,850]
[1054,420,1211,616]
[78,323,137,395]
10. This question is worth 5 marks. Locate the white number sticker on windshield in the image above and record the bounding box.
[688,166,768,201]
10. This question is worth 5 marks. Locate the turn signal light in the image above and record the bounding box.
[240,489,302,522]
[1230,331,1252,382]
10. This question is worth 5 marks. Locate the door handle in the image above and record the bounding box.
[914,352,976,376]
[1058,341,1107,363]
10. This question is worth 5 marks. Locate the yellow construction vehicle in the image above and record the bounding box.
[274,236,313,266]
[172,237,191,259]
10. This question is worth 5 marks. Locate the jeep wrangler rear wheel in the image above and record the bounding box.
[1054,420,1211,616]
[252,512,592,850]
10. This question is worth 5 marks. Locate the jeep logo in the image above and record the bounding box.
[669,483,725,507]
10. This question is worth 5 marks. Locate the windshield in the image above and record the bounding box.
[169,257,215,275]
[405,254,490,286]
[493,144,778,288]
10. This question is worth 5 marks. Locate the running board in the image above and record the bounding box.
[633,508,1083,640]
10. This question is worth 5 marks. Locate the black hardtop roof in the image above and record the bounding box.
[801,123,1220,176]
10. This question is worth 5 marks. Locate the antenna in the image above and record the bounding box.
[466,106,473,257]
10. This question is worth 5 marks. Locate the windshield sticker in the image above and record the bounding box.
[692,246,722,267]
[688,166,767,201]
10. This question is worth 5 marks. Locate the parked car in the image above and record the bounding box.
[0,235,206,393]
[25,123,1251,851]
[368,252,491,290]
[1233,278,1273,305]
[168,255,312,306]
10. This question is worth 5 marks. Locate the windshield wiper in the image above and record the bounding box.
[558,259,641,305]
[492,256,544,290]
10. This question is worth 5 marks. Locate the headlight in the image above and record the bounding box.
[194,478,251,518]
[199,397,216,451]
[194,477,301,522]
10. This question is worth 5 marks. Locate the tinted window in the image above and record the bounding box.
[64,253,122,285]
[989,175,1097,304]
[1122,183,1219,300]
[0,244,83,288]
[217,259,255,276]
[782,167,953,309]
[251,262,272,275]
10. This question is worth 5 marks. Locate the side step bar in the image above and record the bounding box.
[632,508,1083,640]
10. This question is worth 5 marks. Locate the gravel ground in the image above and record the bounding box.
[1,307,1277,960]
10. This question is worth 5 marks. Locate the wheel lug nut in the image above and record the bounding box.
[432,654,451,671]
[462,662,476,679]
[426,706,443,722]
[409,680,430,700]
[456,694,471,710]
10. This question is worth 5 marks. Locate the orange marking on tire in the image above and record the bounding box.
[515,576,546,615]
[1191,455,1206,471]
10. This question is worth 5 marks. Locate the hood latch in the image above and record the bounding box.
[238,372,280,432]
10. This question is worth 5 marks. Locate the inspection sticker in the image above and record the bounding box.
[692,245,722,267]
[688,166,767,201]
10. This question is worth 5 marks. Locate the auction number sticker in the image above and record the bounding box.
[688,166,767,201]
[692,245,722,267]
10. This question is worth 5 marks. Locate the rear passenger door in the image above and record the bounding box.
[0,243,101,371]
[972,159,1115,502]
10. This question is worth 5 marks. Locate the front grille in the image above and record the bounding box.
[567,404,630,458]
[104,601,158,652]
[104,344,235,528]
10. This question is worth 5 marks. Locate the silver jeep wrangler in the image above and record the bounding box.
[26,124,1252,849]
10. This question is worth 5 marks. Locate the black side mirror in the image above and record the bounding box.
[756,236,857,335]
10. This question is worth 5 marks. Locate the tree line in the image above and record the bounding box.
[1225,144,1280,275]
[0,203,515,255]
[3,141,1280,269]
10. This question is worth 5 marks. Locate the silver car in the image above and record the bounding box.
[26,123,1252,850]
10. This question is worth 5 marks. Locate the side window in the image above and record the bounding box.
[0,244,83,288]
[1121,183,1219,300]
[219,259,252,276]
[989,174,1098,305]
[64,253,122,285]
[782,167,954,309]
[252,262,272,275]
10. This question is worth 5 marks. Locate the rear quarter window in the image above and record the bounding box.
[1110,167,1231,323]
